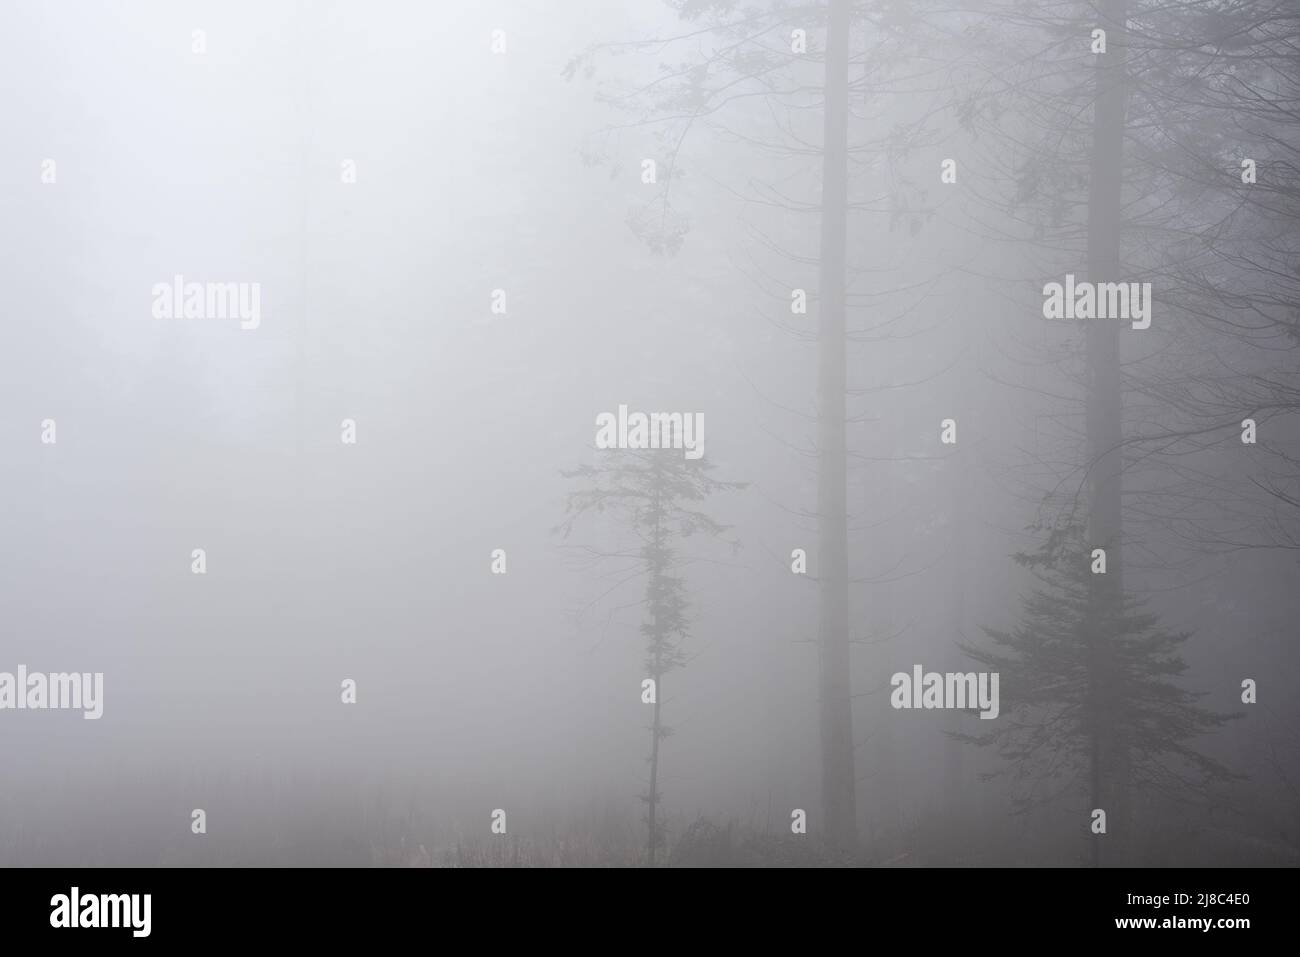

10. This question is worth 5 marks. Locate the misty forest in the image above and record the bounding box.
[2,0,1298,867]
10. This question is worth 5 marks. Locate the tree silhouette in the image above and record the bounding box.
[960,524,1241,865]
[557,449,745,863]
[565,0,949,851]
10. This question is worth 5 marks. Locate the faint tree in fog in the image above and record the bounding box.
[565,0,946,851]
[939,0,1281,858]
[557,450,745,864]
[945,0,1300,559]
[1125,1,1300,557]
[960,524,1241,865]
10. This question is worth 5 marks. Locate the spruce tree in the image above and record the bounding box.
[960,525,1240,864]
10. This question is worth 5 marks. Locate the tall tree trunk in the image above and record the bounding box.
[1085,0,1130,867]
[817,0,856,850]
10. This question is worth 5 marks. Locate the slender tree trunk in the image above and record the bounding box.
[647,480,665,865]
[942,448,967,826]
[865,464,900,848]
[1085,0,1130,867]
[816,0,857,850]
[648,656,662,864]
[943,302,973,835]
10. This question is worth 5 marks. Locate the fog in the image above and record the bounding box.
[1,0,1297,866]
